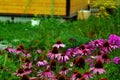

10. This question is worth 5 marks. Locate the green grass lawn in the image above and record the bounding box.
[0,8,120,80]
[0,15,120,49]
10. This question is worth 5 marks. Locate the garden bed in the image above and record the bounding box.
[0,13,120,79]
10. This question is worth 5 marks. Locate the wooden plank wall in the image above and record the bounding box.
[0,0,66,16]
[70,0,88,15]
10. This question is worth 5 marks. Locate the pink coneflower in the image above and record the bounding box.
[74,56,85,68]
[15,44,25,54]
[37,70,44,79]
[83,72,93,79]
[79,44,86,50]
[5,46,15,53]
[101,41,112,53]
[37,69,55,79]
[92,39,104,47]
[52,40,65,48]
[66,51,76,58]
[22,52,31,58]
[43,69,55,79]
[36,59,48,67]
[48,47,60,60]
[74,44,86,52]
[17,44,24,50]
[75,44,91,56]
[57,53,69,63]
[22,62,32,69]
[13,68,25,77]
[89,60,106,74]
[88,39,104,50]
[24,68,32,75]
[70,71,83,80]
[66,48,77,58]
[89,39,104,48]
[113,57,120,64]
[59,66,72,75]
[76,49,91,56]
[78,49,91,56]
[98,53,111,63]
[14,50,22,54]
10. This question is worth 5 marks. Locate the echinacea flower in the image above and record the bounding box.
[74,56,85,68]
[24,68,32,75]
[59,66,72,75]
[57,53,69,63]
[13,68,25,77]
[43,69,55,79]
[37,70,44,79]
[113,57,120,64]
[88,39,104,50]
[89,60,106,74]
[52,40,65,48]
[83,72,93,79]
[100,41,112,53]
[70,71,83,80]
[92,39,104,48]
[98,53,111,63]
[5,46,15,53]
[75,44,91,56]
[36,59,48,67]
[78,49,91,56]
[14,44,25,54]
[22,52,31,58]
[79,44,86,50]
[66,48,77,58]
[48,47,60,60]
[22,62,32,69]
[17,44,24,50]
[37,69,55,79]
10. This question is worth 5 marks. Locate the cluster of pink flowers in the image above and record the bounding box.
[4,34,120,80]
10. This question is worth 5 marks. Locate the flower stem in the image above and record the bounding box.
[3,53,8,67]
[0,52,8,76]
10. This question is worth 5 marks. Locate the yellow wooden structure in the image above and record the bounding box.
[0,0,89,18]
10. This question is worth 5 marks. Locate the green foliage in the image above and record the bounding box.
[0,11,120,79]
